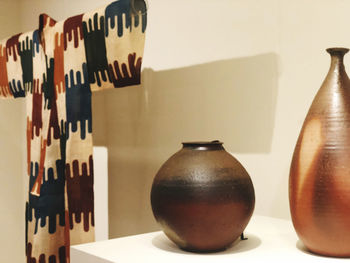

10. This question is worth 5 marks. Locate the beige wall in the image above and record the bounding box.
[1,0,349,253]
[104,0,350,233]
[139,0,350,221]
[0,1,26,262]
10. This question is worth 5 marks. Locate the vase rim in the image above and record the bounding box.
[182,140,223,146]
[182,141,224,150]
[326,47,349,55]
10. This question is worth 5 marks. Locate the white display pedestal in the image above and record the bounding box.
[92,146,108,241]
[71,215,347,263]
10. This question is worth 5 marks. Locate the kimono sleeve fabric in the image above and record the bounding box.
[0,0,147,262]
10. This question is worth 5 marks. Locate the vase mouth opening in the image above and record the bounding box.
[182,140,224,150]
[326,47,349,56]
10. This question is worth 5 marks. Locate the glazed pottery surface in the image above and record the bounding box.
[289,48,350,257]
[151,141,255,252]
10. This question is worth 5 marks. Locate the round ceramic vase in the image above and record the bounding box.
[289,48,350,257]
[151,141,255,252]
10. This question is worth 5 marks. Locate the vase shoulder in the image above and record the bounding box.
[306,56,350,120]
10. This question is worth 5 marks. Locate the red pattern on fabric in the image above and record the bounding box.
[32,79,43,138]
[63,14,84,50]
[108,53,142,87]
[0,45,11,97]
[30,138,47,196]
[66,156,94,232]
[6,33,21,62]
[54,32,65,95]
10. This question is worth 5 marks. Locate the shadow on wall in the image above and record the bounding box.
[141,53,279,153]
[92,53,279,238]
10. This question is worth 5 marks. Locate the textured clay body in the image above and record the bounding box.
[290,48,350,257]
[151,141,255,252]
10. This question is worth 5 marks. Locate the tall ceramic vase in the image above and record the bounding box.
[289,48,350,257]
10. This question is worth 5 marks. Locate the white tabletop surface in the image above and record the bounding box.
[71,215,349,263]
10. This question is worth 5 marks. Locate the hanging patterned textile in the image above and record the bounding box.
[0,0,147,262]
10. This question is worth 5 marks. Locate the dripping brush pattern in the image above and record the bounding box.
[0,0,147,262]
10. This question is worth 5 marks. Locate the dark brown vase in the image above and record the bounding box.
[151,141,255,252]
[289,48,350,257]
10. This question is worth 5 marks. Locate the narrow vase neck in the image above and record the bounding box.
[329,55,345,74]
[327,48,348,75]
